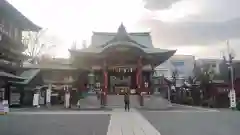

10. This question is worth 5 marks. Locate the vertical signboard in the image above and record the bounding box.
[229,90,236,108]
[46,84,52,105]
[0,101,4,114]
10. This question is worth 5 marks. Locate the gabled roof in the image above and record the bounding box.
[69,24,176,67]
[91,24,153,48]
[101,24,147,48]
[71,24,176,55]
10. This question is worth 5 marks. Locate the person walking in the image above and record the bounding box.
[124,90,130,112]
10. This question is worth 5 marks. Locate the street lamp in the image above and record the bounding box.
[222,40,236,109]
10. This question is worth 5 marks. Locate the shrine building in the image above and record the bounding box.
[69,24,176,98]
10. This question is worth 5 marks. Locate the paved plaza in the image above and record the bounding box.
[1,106,240,135]
[0,113,110,135]
[140,110,240,135]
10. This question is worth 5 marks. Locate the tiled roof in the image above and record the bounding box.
[70,47,176,55]
[91,24,153,48]
[0,0,41,31]
[23,63,76,70]
[14,69,40,84]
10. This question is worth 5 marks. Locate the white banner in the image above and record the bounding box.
[65,93,70,108]
[3,100,9,113]
[46,88,51,103]
[33,94,39,106]
[0,102,4,114]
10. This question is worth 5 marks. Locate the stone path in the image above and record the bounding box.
[107,108,161,135]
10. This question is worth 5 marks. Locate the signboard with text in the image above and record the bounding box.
[229,90,236,108]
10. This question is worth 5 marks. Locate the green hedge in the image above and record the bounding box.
[236,101,240,111]
[183,97,194,105]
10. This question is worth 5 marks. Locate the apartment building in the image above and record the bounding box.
[155,55,195,78]
[195,59,222,74]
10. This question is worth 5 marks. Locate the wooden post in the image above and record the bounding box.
[3,82,10,113]
[4,83,10,101]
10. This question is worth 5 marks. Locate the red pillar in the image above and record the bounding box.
[136,56,144,106]
[102,60,108,106]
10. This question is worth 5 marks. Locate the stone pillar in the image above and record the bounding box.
[46,84,52,107]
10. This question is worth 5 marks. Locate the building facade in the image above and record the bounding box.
[70,24,176,106]
[195,59,222,74]
[155,55,195,78]
[154,55,195,87]
[0,0,40,106]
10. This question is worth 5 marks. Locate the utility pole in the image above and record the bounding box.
[222,40,236,109]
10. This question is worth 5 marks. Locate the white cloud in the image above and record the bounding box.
[7,0,240,59]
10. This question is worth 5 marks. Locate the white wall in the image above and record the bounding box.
[196,59,222,74]
[154,60,172,78]
[155,55,195,79]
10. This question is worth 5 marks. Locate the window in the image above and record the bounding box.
[154,70,169,77]
[172,61,184,66]
[211,63,216,68]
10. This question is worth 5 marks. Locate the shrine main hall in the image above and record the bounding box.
[69,24,176,100]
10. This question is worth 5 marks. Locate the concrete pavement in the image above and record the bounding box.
[2,105,240,135]
[140,109,240,135]
[0,114,110,135]
[4,108,161,135]
[107,108,160,135]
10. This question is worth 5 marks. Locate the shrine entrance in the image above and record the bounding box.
[105,67,140,108]
[108,68,136,95]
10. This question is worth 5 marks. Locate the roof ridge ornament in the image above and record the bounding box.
[114,23,131,41]
[100,23,148,48]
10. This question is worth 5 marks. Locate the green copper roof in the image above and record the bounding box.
[91,24,153,48]
[11,69,40,85]
[0,71,25,81]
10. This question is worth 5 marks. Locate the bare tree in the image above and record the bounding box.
[22,29,56,64]
[172,69,179,86]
